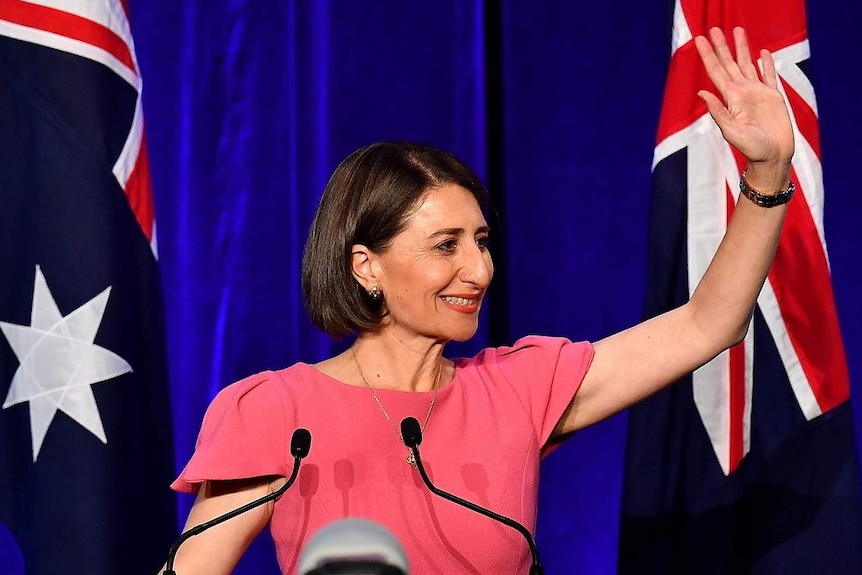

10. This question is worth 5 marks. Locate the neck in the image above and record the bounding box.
[350,333,447,392]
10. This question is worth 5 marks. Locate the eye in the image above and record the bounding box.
[476,235,490,250]
[435,239,457,252]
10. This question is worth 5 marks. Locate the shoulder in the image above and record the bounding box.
[173,366,311,492]
[200,364,314,437]
[207,369,281,413]
[465,335,594,378]
[455,336,595,451]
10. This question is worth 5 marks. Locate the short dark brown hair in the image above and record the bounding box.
[302,141,488,338]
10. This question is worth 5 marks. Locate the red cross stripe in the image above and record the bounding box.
[0,0,157,249]
[652,0,849,474]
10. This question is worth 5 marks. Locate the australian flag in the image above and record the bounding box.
[619,1,862,573]
[0,1,176,573]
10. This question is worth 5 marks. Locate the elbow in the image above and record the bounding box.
[728,324,749,348]
[689,302,752,352]
[725,313,753,348]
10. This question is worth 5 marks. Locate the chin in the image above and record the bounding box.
[445,324,480,343]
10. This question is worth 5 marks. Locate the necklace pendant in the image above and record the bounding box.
[406,452,417,468]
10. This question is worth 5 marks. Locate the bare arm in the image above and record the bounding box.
[554,27,794,435]
[158,476,283,575]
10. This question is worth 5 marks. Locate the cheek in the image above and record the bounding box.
[384,265,442,302]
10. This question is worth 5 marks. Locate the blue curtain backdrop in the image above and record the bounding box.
[128,1,862,573]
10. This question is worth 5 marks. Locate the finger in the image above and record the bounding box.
[733,27,759,80]
[697,90,732,127]
[695,34,730,93]
[760,49,778,88]
[708,27,743,80]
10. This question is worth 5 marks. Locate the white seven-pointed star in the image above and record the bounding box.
[1,266,132,461]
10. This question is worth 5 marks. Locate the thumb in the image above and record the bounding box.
[697,90,731,127]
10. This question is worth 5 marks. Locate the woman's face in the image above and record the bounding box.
[372,184,494,344]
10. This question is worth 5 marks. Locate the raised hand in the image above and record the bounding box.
[695,27,794,186]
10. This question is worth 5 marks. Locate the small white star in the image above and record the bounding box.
[1,266,132,461]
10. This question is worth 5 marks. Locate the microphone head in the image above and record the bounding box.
[299,518,409,575]
[291,428,312,458]
[399,417,422,448]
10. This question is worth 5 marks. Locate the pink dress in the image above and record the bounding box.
[173,336,594,574]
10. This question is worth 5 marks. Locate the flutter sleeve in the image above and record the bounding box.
[490,335,594,452]
[171,371,291,494]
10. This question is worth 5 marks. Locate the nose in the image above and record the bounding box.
[459,245,493,288]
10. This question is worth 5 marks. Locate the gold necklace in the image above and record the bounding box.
[350,348,441,468]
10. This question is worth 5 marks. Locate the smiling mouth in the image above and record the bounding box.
[440,296,478,306]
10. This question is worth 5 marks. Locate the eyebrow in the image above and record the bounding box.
[428,225,491,238]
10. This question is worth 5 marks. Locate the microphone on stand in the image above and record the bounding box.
[162,428,312,575]
[400,417,545,575]
[299,518,409,575]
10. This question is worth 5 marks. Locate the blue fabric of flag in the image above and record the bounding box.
[618,126,862,575]
[0,30,177,575]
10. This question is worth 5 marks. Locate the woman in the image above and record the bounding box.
[167,27,795,574]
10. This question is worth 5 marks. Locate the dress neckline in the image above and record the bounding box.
[294,360,463,396]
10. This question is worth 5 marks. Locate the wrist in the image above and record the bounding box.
[739,169,795,207]
[742,161,791,191]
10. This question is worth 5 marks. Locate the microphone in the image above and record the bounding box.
[299,518,409,575]
[162,428,312,575]
[400,417,544,575]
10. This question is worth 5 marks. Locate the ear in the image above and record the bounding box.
[350,244,380,292]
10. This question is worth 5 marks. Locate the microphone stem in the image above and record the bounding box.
[163,454,303,574]
[409,445,544,574]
